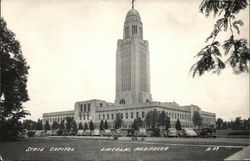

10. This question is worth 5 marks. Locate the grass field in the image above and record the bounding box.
[0,136,249,161]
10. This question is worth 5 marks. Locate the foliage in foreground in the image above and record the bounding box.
[0,17,30,141]
[191,0,250,77]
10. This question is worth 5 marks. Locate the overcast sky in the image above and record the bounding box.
[2,0,249,121]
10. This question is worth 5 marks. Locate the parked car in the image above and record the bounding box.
[164,128,178,137]
[103,129,112,136]
[138,128,147,137]
[18,129,28,138]
[35,130,46,137]
[46,130,53,136]
[77,130,84,136]
[84,129,92,136]
[113,129,122,136]
[93,129,100,136]
[182,128,198,137]
[62,131,76,136]
[57,129,64,136]
[199,128,216,138]
[51,130,58,136]
[151,128,161,137]
[127,129,135,137]
[27,130,36,137]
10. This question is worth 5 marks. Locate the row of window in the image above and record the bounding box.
[124,25,143,39]
[93,124,193,129]
[166,111,191,121]
[80,103,91,112]
[98,111,145,120]
[79,115,90,121]
[44,116,74,123]
[98,111,191,121]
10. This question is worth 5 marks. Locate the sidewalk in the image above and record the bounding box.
[224,146,250,161]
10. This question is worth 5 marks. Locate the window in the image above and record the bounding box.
[142,111,145,118]
[87,115,89,120]
[103,114,105,120]
[100,103,103,107]
[121,113,123,119]
[119,99,126,104]
[136,112,139,118]
[107,114,109,120]
[80,104,83,112]
[84,104,86,112]
[125,26,129,38]
[99,115,100,120]
[132,25,137,35]
[131,112,133,119]
[139,27,142,39]
[87,103,90,112]
[111,114,114,120]
[126,113,128,119]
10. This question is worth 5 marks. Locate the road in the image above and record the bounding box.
[0,136,249,161]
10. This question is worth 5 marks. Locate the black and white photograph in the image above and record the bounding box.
[0,0,249,160]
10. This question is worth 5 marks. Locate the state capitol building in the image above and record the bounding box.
[42,5,216,129]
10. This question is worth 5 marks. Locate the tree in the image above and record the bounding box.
[44,121,51,130]
[114,113,123,129]
[175,119,182,130]
[137,117,144,128]
[192,111,203,129]
[36,119,43,130]
[152,109,159,128]
[243,118,250,129]
[145,111,153,128]
[59,120,65,130]
[233,117,242,129]
[216,118,224,129]
[104,120,109,129]
[165,116,171,130]
[52,121,59,130]
[89,120,94,131]
[0,18,30,141]
[190,0,249,77]
[145,109,159,128]
[99,120,104,130]
[132,119,139,130]
[158,111,166,127]
[222,122,227,129]
[78,122,83,130]
[84,122,88,130]
[65,117,73,132]
[23,119,37,130]
[72,121,78,132]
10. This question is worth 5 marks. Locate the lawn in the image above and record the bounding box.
[0,137,246,161]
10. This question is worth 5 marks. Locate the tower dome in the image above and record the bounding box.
[125,9,141,22]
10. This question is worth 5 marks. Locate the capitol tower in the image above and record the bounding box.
[115,5,152,105]
[43,2,216,130]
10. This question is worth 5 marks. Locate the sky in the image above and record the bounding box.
[2,0,249,121]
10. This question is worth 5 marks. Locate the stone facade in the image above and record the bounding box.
[43,110,74,125]
[42,7,216,129]
[115,9,152,105]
